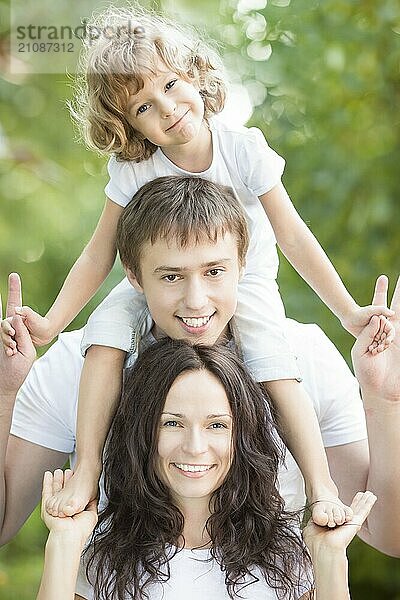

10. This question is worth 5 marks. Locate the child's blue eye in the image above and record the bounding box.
[136,103,150,115]
[165,79,177,91]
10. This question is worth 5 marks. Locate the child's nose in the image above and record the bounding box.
[160,96,176,118]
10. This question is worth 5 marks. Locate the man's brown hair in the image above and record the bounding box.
[116,176,249,281]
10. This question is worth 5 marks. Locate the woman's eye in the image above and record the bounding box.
[165,79,177,90]
[209,422,227,429]
[136,103,150,115]
[163,420,179,427]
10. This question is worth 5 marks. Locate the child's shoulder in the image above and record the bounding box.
[211,116,268,149]
[107,152,159,181]
[106,153,161,206]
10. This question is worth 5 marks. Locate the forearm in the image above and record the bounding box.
[264,380,334,496]
[358,393,400,556]
[311,548,349,600]
[75,345,125,468]
[45,247,116,336]
[0,395,17,531]
[278,221,356,322]
[37,534,83,600]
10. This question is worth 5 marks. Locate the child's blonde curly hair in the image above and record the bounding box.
[71,4,227,162]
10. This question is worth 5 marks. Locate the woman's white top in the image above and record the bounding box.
[76,545,310,599]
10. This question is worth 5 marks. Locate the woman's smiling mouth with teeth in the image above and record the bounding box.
[173,463,213,472]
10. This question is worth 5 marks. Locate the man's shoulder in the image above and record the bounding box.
[284,318,327,351]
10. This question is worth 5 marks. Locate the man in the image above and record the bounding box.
[1,176,400,558]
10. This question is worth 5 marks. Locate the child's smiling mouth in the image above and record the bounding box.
[165,109,190,132]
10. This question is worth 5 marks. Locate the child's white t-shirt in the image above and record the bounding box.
[106,117,283,279]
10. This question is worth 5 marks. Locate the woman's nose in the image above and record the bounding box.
[182,428,208,455]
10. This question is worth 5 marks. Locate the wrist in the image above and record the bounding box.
[46,530,86,555]
[44,307,68,340]
[337,299,359,323]
[310,544,347,563]
[43,311,63,339]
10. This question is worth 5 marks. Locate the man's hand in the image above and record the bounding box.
[0,273,36,397]
[1,274,54,352]
[351,275,400,401]
[340,291,394,347]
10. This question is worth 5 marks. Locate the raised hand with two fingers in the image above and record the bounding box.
[352,275,400,400]
[1,273,54,356]
[0,273,36,396]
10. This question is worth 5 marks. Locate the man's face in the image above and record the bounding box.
[128,232,241,345]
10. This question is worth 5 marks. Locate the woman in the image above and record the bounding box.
[37,340,376,599]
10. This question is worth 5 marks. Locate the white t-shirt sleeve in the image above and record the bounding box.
[10,330,83,454]
[311,327,367,447]
[104,156,139,207]
[81,278,149,355]
[286,319,367,447]
[236,127,285,197]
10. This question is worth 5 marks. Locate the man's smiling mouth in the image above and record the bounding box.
[178,315,213,328]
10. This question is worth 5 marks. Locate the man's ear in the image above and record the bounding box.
[125,268,144,293]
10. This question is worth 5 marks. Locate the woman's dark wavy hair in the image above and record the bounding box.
[87,339,310,599]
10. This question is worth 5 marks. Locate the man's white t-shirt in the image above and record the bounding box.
[11,318,367,513]
[11,318,366,597]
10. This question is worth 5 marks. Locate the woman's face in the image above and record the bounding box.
[156,369,233,508]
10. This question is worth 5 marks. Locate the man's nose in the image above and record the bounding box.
[183,278,208,312]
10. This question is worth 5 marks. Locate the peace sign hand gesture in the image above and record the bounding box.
[0,273,36,398]
[352,275,400,402]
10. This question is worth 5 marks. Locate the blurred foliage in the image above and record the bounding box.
[0,0,399,598]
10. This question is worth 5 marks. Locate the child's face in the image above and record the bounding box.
[127,232,241,345]
[126,61,205,150]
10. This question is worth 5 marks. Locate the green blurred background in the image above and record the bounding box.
[0,0,399,597]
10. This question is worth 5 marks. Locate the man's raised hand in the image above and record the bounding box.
[1,273,53,351]
[0,273,36,396]
[352,275,399,401]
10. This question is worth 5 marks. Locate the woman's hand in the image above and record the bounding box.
[41,470,98,550]
[303,491,377,555]
[37,471,97,600]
